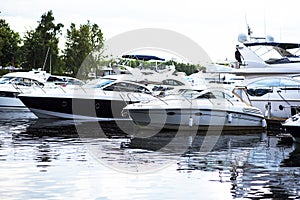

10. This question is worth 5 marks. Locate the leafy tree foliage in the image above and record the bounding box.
[1,11,202,77]
[63,21,104,78]
[116,58,206,75]
[21,10,63,72]
[0,19,21,67]
[172,62,206,75]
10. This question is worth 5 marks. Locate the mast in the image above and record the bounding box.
[42,47,50,72]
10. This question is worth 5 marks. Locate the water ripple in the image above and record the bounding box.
[0,117,299,199]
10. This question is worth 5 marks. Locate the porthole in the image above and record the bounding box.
[167,111,176,115]
[195,112,202,116]
[61,101,67,107]
[279,105,284,110]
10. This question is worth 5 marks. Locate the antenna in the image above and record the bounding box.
[263,12,266,38]
[245,15,253,37]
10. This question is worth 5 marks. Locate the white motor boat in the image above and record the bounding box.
[245,76,300,121]
[233,34,300,78]
[0,69,50,110]
[0,69,84,110]
[18,79,157,120]
[123,88,266,130]
[208,34,300,79]
[282,114,300,142]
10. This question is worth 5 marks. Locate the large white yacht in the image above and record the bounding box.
[123,87,266,130]
[232,33,300,77]
[208,34,300,121]
[18,78,157,120]
[244,76,300,121]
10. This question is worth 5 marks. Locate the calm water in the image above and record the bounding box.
[0,110,300,200]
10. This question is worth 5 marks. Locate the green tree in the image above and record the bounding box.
[21,10,63,72]
[0,19,21,67]
[164,60,205,75]
[63,21,104,78]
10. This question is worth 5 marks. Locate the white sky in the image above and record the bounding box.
[2,0,300,62]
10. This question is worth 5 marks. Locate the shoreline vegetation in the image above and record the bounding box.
[0,10,205,79]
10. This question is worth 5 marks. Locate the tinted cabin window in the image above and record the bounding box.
[126,83,151,93]
[14,78,33,86]
[197,92,216,99]
[162,79,184,86]
[103,82,150,94]
[196,91,228,99]
[95,79,115,88]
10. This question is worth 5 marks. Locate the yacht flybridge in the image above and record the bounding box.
[232,34,300,77]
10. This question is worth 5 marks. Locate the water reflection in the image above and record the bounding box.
[126,129,300,199]
[281,142,300,167]
[1,115,300,199]
[182,133,299,199]
[25,118,135,138]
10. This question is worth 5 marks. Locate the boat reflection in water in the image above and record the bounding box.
[10,118,300,199]
[127,128,300,199]
[282,113,300,143]
[24,118,137,138]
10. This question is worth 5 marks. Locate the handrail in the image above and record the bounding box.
[277,89,291,106]
[152,96,169,105]
[78,85,87,94]
[225,97,234,106]
[119,93,128,105]
[11,83,23,93]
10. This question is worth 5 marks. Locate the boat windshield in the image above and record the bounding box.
[179,89,202,98]
[252,45,284,60]
[47,76,84,86]
[248,78,300,88]
[196,90,231,99]
[84,78,116,88]
[96,79,116,88]
[11,77,44,87]
[103,81,152,94]
[161,79,185,86]
[0,77,13,84]
[249,45,300,64]
[233,87,251,105]
[247,78,300,96]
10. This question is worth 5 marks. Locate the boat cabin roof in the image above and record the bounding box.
[244,42,300,50]
[122,54,165,61]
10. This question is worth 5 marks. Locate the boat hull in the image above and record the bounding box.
[128,108,264,130]
[282,114,300,142]
[0,96,28,110]
[282,125,300,143]
[19,96,133,120]
[251,98,300,120]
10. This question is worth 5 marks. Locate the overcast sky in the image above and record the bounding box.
[2,0,300,62]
